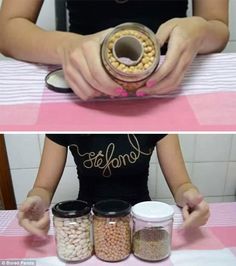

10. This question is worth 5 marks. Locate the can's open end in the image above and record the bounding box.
[113,35,143,66]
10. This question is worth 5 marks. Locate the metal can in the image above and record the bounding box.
[132,201,174,261]
[101,22,160,93]
[52,200,93,262]
[93,199,132,262]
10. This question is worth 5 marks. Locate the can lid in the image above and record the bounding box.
[52,200,91,218]
[132,201,174,222]
[93,199,131,217]
[45,69,73,93]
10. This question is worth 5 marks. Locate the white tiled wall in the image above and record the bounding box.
[4,134,236,206]
[0,0,235,61]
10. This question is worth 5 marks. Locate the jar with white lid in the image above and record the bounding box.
[52,200,93,262]
[93,199,132,262]
[132,201,174,261]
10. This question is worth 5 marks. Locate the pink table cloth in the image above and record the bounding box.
[0,54,236,131]
[0,202,236,266]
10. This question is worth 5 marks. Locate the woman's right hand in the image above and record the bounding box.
[57,29,124,100]
[17,195,50,237]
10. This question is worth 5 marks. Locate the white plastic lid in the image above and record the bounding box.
[132,201,174,222]
[45,69,72,93]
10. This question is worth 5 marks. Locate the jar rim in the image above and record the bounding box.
[52,200,91,218]
[101,22,160,82]
[93,199,131,217]
[132,201,174,222]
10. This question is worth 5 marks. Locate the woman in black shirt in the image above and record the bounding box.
[17,134,209,237]
[67,0,188,37]
[0,0,229,100]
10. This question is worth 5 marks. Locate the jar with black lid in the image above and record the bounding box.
[93,199,132,262]
[52,200,93,262]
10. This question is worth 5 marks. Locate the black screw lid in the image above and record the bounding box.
[93,199,131,217]
[52,200,91,218]
[45,69,73,94]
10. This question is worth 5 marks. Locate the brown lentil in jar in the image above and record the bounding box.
[101,23,160,93]
[93,199,132,262]
[132,201,174,262]
[133,227,170,261]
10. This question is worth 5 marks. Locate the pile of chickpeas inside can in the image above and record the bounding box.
[52,200,174,263]
[101,23,160,93]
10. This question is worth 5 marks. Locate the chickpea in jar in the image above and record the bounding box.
[93,199,132,262]
[101,23,160,93]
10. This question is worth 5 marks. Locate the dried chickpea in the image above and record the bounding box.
[101,23,160,92]
[93,199,132,262]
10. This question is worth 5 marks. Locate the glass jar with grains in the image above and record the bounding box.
[132,201,174,261]
[93,199,132,262]
[101,23,160,93]
[52,200,93,262]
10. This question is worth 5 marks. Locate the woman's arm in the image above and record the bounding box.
[156,134,193,206]
[0,0,120,100]
[28,136,68,207]
[156,135,210,228]
[0,0,70,63]
[17,136,67,236]
[193,0,229,54]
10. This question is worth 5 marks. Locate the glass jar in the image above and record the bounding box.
[93,199,132,262]
[101,22,160,93]
[52,200,93,262]
[132,201,174,261]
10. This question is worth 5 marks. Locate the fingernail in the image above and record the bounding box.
[115,87,125,94]
[146,80,156,88]
[136,91,147,97]
[120,91,128,97]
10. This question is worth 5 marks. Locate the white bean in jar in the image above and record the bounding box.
[52,200,93,262]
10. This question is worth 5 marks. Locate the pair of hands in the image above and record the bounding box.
[58,17,208,100]
[17,190,210,237]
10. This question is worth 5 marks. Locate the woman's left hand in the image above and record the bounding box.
[136,17,209,96]
[181,188,210,229]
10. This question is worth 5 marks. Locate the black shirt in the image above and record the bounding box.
[46,134,166,205]
[66,0,188,34]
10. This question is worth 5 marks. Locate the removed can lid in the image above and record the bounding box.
[45,69,73,93]
[132,201,174,222]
